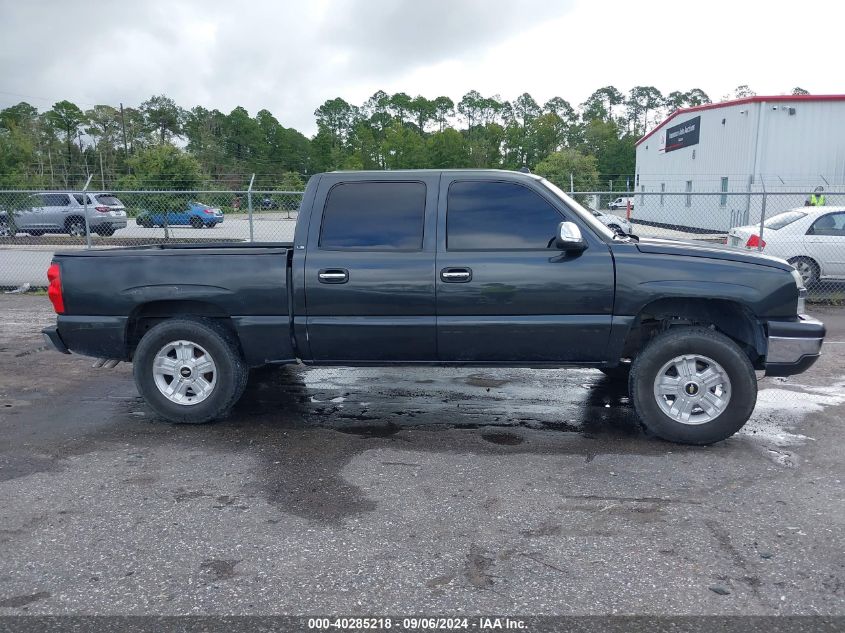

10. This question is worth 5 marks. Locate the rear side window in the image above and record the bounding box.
[71,194,93,205]
[95,194,122,206]
[43,194,71,206]
[320,181,426,250]
[447,181,562,250]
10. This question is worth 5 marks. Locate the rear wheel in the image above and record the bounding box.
[65,217,86,237]
[133,318,249,424]
[788,257,819,286]
[190,216,203,229]
[629,327,757,445]
[0,220,14,237]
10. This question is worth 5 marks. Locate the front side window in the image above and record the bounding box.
[808,212,845,236]
[447,181,563,250]
[319,181,426,250]
[43,193,71,206]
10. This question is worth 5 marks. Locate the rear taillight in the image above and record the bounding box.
[745,234,766,249]
[203,209,213,214]
[95,205,110,213]
[47,263,64,314]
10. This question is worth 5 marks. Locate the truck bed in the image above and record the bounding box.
[50,242,295,366]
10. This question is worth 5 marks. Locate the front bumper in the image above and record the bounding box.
[764,315,825,377]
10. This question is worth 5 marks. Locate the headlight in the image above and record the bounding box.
[790,268,807,314]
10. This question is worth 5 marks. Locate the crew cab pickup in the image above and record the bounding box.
[42,170,826,445]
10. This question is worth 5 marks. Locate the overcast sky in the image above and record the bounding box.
[0,0,840,136]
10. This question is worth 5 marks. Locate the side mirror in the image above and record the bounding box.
[554,221,587,251]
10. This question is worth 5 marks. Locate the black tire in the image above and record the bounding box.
[629,326,757,445]
[133,318,248,424]
[190,216,203,229]
[137,217,152,228]
[0,221,14,238]
[788,257,820,286]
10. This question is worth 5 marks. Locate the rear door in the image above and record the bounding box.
[435,176,615,363]
[42,193,75,229]
[303,175,439,362]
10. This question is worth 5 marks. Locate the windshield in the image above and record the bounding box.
[763,210,807,230]
[538,178,617,240]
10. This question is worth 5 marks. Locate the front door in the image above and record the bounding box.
[303,177,439,362]
[436,178,615,363]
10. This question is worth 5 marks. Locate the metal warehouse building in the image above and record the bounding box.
[633,95,845,232]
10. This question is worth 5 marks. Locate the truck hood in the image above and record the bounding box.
[634,237,793,272]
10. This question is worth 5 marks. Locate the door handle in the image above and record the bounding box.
[440,267,472,282]
[318,268,349,284]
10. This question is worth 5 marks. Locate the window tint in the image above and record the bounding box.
[44,194,70,206]
[809,212,845,236]
[447,181,562,250]
[320,181,425,250]
[72,194,93,205]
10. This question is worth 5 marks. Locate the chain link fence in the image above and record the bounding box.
[1,187,843,304]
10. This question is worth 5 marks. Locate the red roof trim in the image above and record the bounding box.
[635,94,845,147]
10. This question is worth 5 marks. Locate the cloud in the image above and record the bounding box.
[0,0,572,134]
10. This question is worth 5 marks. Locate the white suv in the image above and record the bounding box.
[1,192,128,237]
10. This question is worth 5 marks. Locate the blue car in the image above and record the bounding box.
[136,202,224,229]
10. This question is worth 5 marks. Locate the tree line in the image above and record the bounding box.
[0,85,810,192]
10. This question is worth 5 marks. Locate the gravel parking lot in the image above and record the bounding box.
[0,295,843,616]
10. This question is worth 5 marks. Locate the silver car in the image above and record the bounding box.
[1,192,127,237]
[589,208,633,234]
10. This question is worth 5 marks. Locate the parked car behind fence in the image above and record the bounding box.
[0,192,127,237]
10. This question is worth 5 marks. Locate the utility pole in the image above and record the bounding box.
[119,102,129,173]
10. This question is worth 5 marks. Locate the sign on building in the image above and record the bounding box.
[664,115,701,153]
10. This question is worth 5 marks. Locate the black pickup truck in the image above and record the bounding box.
[43,170,825,444]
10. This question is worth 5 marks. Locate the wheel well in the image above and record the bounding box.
[621,298,765,368]
[126,300,234,354]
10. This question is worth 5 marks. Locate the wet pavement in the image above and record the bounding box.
[0,295,843,615]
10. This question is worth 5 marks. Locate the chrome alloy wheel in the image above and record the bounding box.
[652,354,731,425]
[152,340,217,406]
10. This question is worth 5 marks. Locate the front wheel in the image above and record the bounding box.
[629,327,757,445]
[133,318,249,424]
